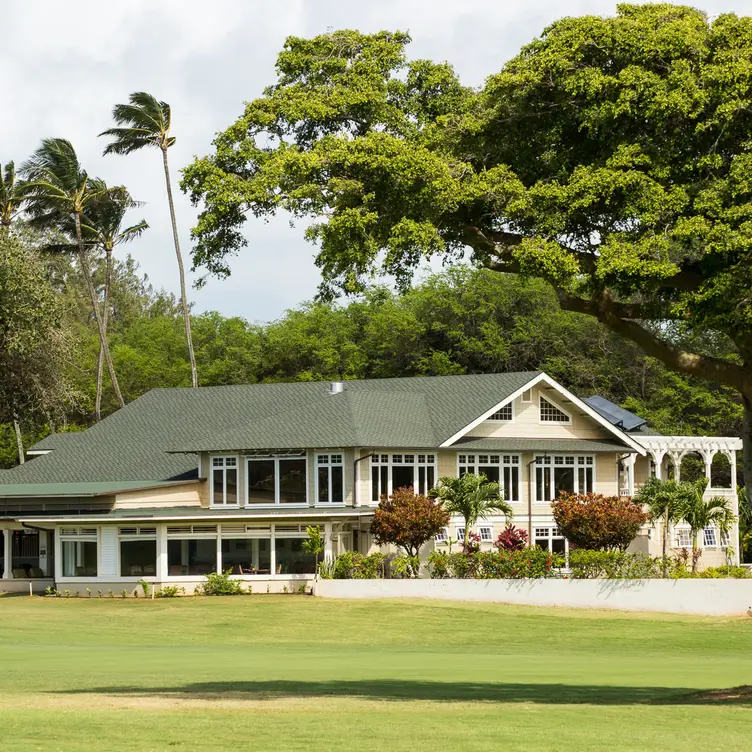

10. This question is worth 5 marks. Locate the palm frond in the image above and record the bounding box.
[100,92,173,155]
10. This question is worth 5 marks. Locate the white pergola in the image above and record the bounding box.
[623,435,742,495]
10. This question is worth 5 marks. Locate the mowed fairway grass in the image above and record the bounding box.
[0,596,750,751]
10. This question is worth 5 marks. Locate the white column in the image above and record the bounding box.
[2,529,11,579]
[729,452,738,492]
[270,524,277,576]
[54,528,62,581]
[216,531,223,574]
[38,531,49,576]
[627,455,635,496]
[156,525,168,580]
[652,451,664,480]
[324,522,333,562]
[703,451,713,488]
[671,453,682,482]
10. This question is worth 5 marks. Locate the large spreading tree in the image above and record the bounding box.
[184,4,752,504]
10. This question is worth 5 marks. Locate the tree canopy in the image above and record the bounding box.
[183,4,752,501]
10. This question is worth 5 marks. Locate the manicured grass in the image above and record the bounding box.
[0,594,750,751]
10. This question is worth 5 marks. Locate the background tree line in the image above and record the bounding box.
[0,259,741,467]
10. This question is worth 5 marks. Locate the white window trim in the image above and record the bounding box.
[533,525,570,562]
[521,388,533,403]
[435,527,449,543]
[456,453,521,503]
[246,455,308,507]
[538,394,572,424]
[673,526,692,548]
[486,402,515,422]
[479,526,493,542]
[370,453,437,502]
[59,527,99,579]
[314,452,346,506]
[210,455,240,508]
[533,455,595,504]
[702,527,719,548]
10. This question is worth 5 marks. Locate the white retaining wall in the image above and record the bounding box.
[315,578,752,616]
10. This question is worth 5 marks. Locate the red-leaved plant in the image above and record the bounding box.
[494,524,529,551]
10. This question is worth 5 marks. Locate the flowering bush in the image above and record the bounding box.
[460,530,482,554]
[551,492,649,551]
[494,524,529,551]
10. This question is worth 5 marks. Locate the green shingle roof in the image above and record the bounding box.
[0,371,549,489]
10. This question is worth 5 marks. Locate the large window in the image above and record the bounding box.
[119,526,157,577]
[221,537,272,575]
[60,527,98,577]
[247,456,307,505]
[316,453,344,504]
[458,454,520,502]
[488,404,513,421]
[166,525,217,576]
[535,456,594,502]
[674,528,692,548]
[371,453,436,501]
[275,532,316,574]
[211,456,238,506]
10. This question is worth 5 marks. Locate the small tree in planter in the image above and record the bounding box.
[370,487,450,576]
[551,492,649,551]
[302,525,326,581]
[494,524,529,551]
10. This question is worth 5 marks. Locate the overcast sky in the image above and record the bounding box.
[2,1,747,324]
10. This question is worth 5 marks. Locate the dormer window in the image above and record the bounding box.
[488,404,513,421]
[212,456,238,506]
[540,396,570,423]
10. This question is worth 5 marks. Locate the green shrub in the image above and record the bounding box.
[391,553,420,579]
[156,585,185,598]
[196,570,245,595]
[700,565,751,579]
[427,548,563,579]
[329,551,387,579]
[569,550,661,579]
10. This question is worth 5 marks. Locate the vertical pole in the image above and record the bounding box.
[157,524,168,581]
[627,455,635,496]
[38,531,49,576]
[3,529,12,579]
[270,524,277,577]
[216,530,223,575]
[324,522,333,562]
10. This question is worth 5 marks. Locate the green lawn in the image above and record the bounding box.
[0,595,750,751]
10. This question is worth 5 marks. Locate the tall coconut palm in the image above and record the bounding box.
[678,479,735,573]
[430,473,513,550]
[79,185,147,421]
[0,161,26,230]
[21,138,125,410]
[1,160,29,457]
[100,91,198,388]
[634,476,684,574]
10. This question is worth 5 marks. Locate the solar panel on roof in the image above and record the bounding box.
[584,396,647,431]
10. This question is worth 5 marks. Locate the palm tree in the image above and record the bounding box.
[634,476,684,574]
[21,138,125,410]
[0,161,26,230]
[80,185,147,421]
[677,479,735,573]
[430,473,513,550]
[100,91,198,388]
[1,160,28,457]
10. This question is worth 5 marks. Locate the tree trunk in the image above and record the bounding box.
[74,213,125,410]
[13,418,24,465]
[742,395,752,512]
[662,507,669,577]
[95,247,114,422]
[691,531,699,574]
[162,148,198,388]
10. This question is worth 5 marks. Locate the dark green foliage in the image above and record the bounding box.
[427,548,564,579]
[326,551,387,579]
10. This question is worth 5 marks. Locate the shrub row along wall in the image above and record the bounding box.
[315,579,752,616]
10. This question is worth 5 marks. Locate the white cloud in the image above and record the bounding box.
[2,0,748,321]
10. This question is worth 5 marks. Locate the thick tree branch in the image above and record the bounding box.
[556,289,752,393]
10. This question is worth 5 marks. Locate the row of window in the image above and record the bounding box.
[59,526,318,578]
[486,393,570,424]
[211,452,597,506]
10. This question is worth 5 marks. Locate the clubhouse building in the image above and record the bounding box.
[0,372,742,592]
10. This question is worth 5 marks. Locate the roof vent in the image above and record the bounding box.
[329,381,344,395]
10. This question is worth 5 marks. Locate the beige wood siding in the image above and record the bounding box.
[596,454,620,496]
[114,482,205,509]
[466,384,613,440]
